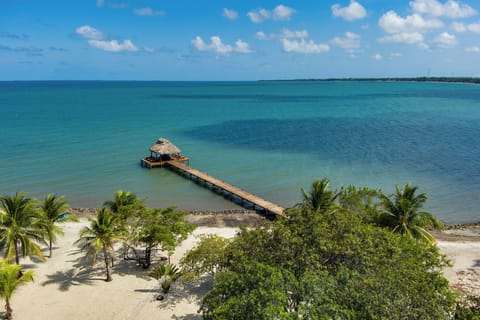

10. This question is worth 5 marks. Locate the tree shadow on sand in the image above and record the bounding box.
[130,275,212,319]
[139,276,213,319]
[41,268,97,291]
[112,258,152,281]
[41,247,136,290]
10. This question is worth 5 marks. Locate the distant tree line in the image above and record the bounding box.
[261,77,480,84]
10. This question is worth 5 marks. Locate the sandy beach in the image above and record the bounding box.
[10,214,480,319]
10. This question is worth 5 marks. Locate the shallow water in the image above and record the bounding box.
[1,81,479,224]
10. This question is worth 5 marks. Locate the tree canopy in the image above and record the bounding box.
[0,193,46,264]
[200,180,456,319]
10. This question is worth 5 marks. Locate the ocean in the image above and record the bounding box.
[1,81,479,224]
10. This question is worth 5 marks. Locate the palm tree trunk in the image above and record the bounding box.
[5,298,12,320]
[14,239,19,265]
[49,237,53,258]
[103,245,112,282]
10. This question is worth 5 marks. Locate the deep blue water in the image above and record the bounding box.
[1,81,479,224]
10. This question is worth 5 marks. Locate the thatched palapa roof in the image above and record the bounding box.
[149,138,181,155]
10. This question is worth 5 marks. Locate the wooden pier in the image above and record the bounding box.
[164,161,286,217]
[140,138,285,218]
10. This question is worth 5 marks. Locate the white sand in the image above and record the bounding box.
[10,220,480,319]
[13,220,238,320]
[437,240,480,295]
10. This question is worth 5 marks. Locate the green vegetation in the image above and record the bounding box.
[134,207,195,268]
[0,193,47,264]
[76,208,121,282]
[199,179,457,319]
[0,260,34,319]
[297,178,338,214]
[455,295,480,319]
[103,190,144,219]
[262,77,480,84]
[0,192,75,264]
[150,263,182,295]
[379,183,443,244]
[75,191,195,282]
[180,234,230,280]
[40,194,78,257]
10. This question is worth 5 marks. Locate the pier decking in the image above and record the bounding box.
[141,156,189,168]
[165,161,285,217]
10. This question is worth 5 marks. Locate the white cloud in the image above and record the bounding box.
[76,25,105,40]
[223,8,238,20]
[281,38,330,54]
[133,7,165,16]
[255,31,268,40]
[466,46,480,52]
[331,32,361,53]
[247,5,295,23]
[469,22,480,32]
[272,5,295,21]
[410,0,477,18]
[390,52,403,58]
[452,21,467,31]
[418,42,430,49]
[96,0,105,8]
[282,28,308,39]
[433,31,457,47]
[234,40,253,53]
[192,36,253,55]
[379,32,424,44]
[247,8,270,23]
[88,39,139,52]
[452,21,480,32]
[373,53,383,60]
[331,1,367,21]
[144,47,155,53]
[379,11,443,34]
[76,25,140,53]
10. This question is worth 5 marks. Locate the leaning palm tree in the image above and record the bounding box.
[0,260,34,319]
[380,183,443,244]
[40,194,78,258]
[0,193,46,264]
[296,178,338,214]
[75,208,121,282]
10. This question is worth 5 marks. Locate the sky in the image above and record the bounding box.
[1,0,480,80]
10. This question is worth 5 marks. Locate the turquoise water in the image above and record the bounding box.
[1,81,479,224]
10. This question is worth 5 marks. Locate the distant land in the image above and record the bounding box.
[261,77,480,84]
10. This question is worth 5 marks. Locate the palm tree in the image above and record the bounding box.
[0,193,46,264]
[150,263,182,295]
[0,260,34,319]
[380,183,443,244]
[75,208,121,281]
[296,178,338,214]
[40,194,78,258]
[103,190,141,214]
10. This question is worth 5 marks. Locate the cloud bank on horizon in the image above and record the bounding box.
[1,0,480,80]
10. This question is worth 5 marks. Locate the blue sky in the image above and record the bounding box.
[1,0,480,80]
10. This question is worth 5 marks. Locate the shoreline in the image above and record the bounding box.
[67,207,480,229]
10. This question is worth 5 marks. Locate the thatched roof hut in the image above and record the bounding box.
[149,138,181,155]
